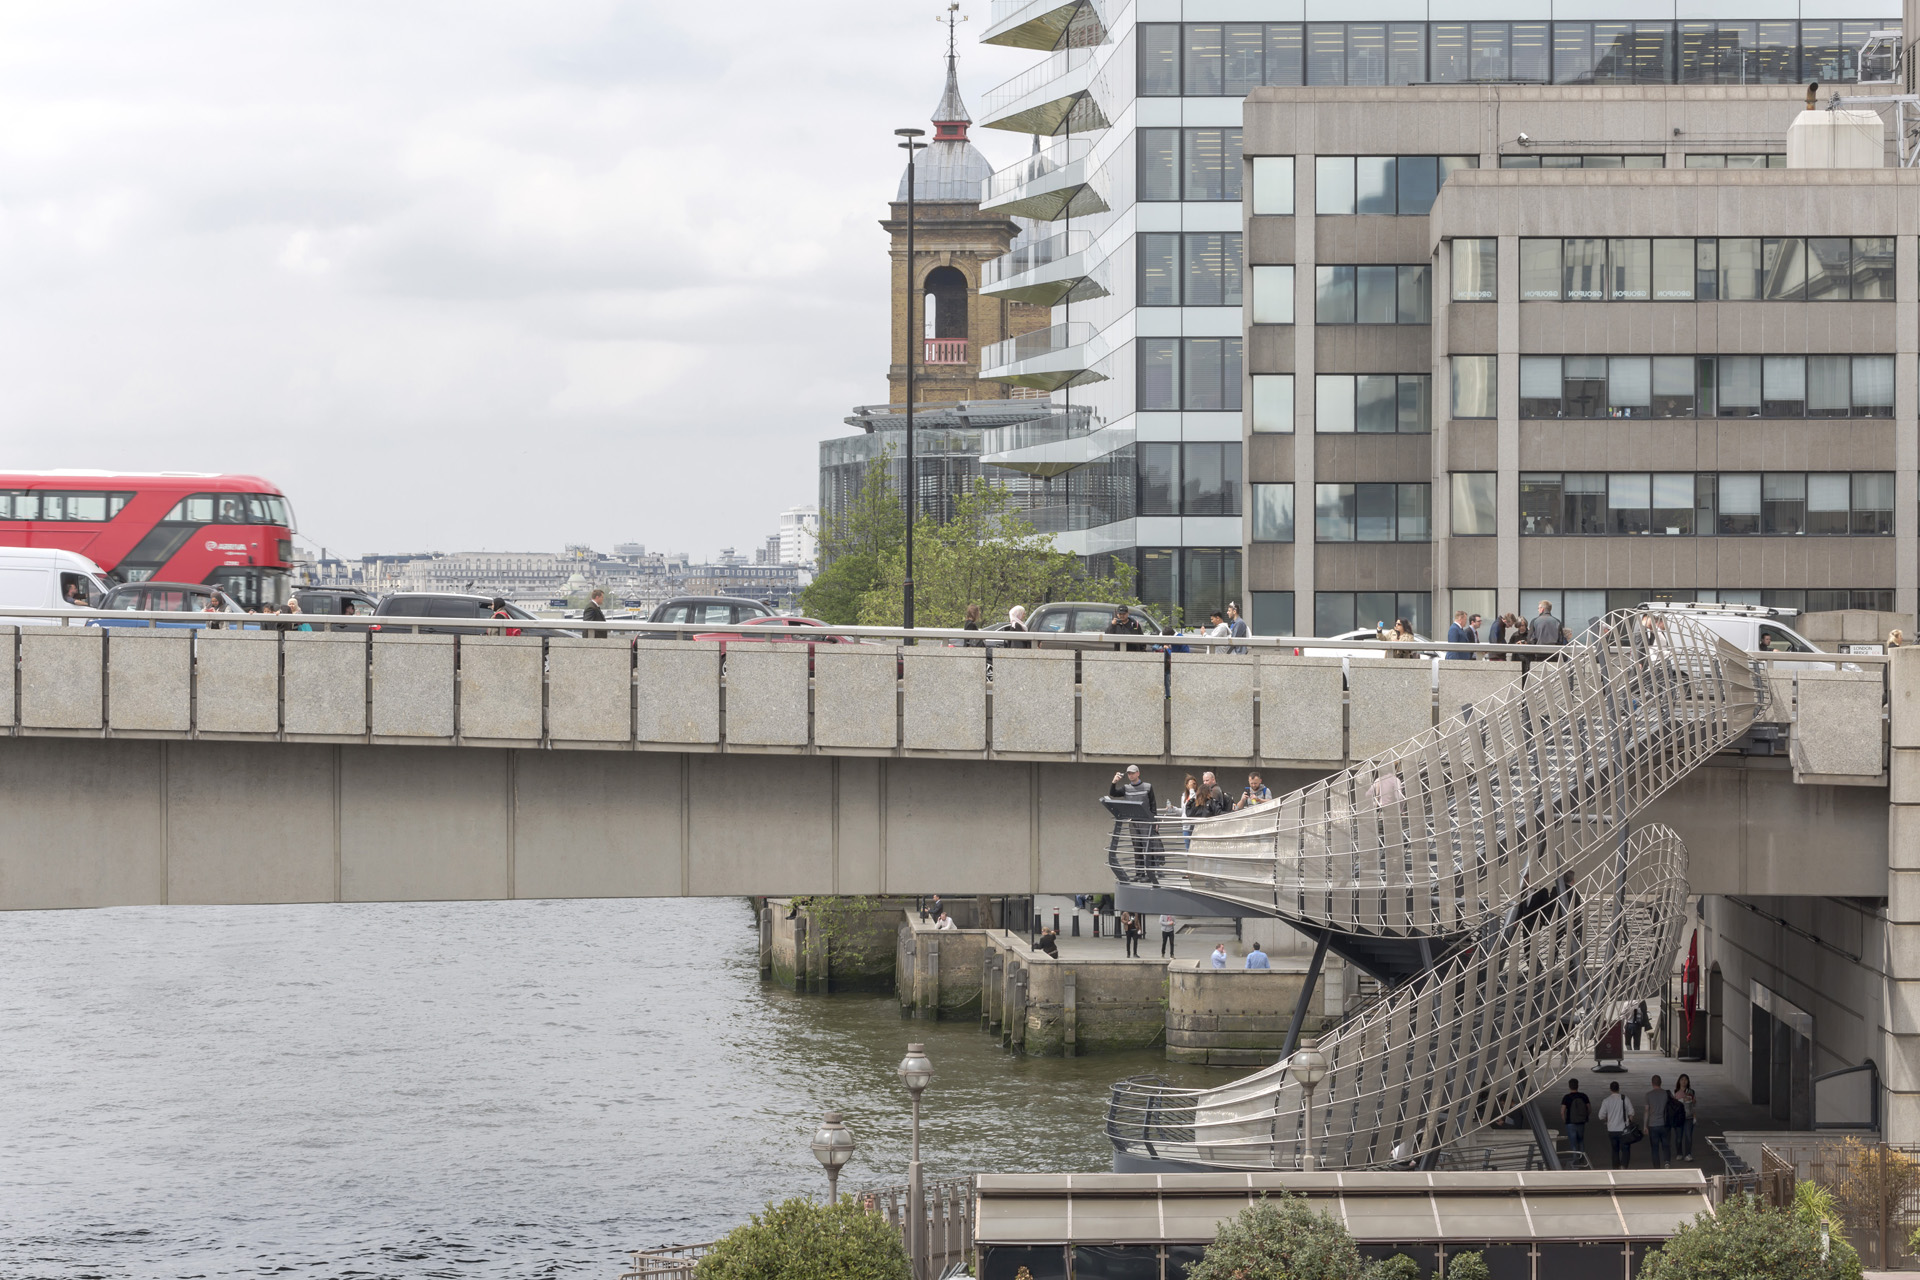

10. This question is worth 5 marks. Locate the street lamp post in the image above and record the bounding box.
[1292,1039,1328,1171]
[897,1042,934,1280]
[895,126,926,632]
[810,1111,857,1202]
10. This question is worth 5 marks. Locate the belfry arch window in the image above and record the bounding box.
[923,266,968,340]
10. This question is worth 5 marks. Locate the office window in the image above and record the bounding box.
[1312,155,1477,215]
[1652,357,1697,417]
[1251,484,1294,541]
[1853,472,1894,533]
[1854,356,1894,417]
[1452,239,1496,300]
[1139,24,1181,95]
[1315,483,1429,541]
[1140,233,1179,307]
[1653,473,1694,534]
[1563,238,1606,300]
[1183,128,1244,201]
[1313,374,1430,433]
[1251,156,1294,215]
[1139,130,1179,202]
[1806,473,1850,535]
[1520,474,1561,535]
[1855,237,1896,299]
[1565,474,1607,534]
[1140,338,1242,411]
[1763,237,1806,301]
[1252,375,1294,432]
[1520,240,1561,299]
[1652,239,1694,299]
[1138,443,1180,516]
[1315,591,1430,638]
[1717,473,1761,534]
[1501,153,1662,168]
[1251,265,1295,324]
[1451,356,1496,418]
[1182,442,1242,515]
[1250,591,1295,636]
[1609,357,1651,415]
[1452,473,1496,535]
[1762,356,1805,416]
[1686,152,1789,166]
[1316,265,1429,323]
[1761,473,1806,534]
[1184,233,1242,306]
[1609,472,1652,534]
[1606,239,1651,300]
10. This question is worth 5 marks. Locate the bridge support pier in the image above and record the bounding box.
[1886,648,1920,1142]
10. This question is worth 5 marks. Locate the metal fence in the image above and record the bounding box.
[619,1176,974,1280]
[1759,1137,1920,1269]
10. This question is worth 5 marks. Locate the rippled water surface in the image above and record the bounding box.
[0,898,1219,1279]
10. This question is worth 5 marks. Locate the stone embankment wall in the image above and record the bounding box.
[1166,962,1325,1067]
[764,897,913,993]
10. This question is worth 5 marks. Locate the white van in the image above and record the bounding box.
[0,547,112,623]
[1644,602,1826,655]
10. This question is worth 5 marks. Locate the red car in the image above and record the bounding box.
[691,616,873,669]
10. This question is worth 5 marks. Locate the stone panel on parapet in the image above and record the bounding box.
[458,637,544,742]
[0,628,13,727]
[635,643,721,745]
[1257,655,1343,764]
[1081,651,1165,760]
[283,633,368,737]
[1436,661,1522,725]
[195,632,280,735]
[106,630,192,733]
[20,628,103,730]
[723,647,809,746]
[546,638,631,744]
[815,645,899,750]
[1347,660,1435,761]
[989,650,1075,755]
[371,634,455,739]
[1793,669,1887,781]
[1170,654,1255,763]
[903,648,986,752]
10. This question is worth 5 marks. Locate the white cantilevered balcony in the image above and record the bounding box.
[979,135,1109,222]
[979,228,1105,307]
[978,321,1105,393]
[978,46,1111,135]
[982,0,1101,51]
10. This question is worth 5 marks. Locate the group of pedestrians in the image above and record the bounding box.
[202,595,314,631]
[1562,1072,1697,1169]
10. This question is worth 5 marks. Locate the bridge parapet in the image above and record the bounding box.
[0,622,1888,780]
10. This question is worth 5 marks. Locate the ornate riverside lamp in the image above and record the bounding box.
[898,1043,934,1280]
[1292,1040,1329,1171]
[810,1111,856,1202]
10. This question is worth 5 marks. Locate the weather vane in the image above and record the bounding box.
[936,3,966,58]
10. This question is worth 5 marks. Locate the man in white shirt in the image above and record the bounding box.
[1210,944,1228,968]
[1597,1080,1635,1168]
[1159,913,1177,958]
[935,912,957,931]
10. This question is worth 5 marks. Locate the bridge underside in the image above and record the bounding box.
[0,737,1890,911]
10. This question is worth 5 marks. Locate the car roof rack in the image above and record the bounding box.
[1644,600,1798,619]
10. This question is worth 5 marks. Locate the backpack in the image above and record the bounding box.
[1568,1095,1591,1125]
[1666,1095,1687,1129]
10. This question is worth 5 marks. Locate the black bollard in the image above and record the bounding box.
[1071,914,1081,937]
[1052,909,1060,935]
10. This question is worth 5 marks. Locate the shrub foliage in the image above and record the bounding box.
[695,1195,911,1280]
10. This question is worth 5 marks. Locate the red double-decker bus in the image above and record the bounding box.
[0,471,296,606]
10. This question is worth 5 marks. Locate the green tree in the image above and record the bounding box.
[857,479,1136,629]
[1444,1252,1490,1280]
[801,451,907,625]
[695,1195,911,1280]
[1638,1192,1862,1280]
[1186,1192,1420,1280]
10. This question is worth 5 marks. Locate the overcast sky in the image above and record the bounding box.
[0,2,1035,560]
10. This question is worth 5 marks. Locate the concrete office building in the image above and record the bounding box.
[971,0,1903,632]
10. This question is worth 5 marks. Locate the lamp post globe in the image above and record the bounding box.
[898,1043,934,1096]
[810,1111,856,1202]
[1291,1040,1328,1171]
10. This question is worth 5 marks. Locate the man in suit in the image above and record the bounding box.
[583,588,609,639]
[1446,609,1475,659]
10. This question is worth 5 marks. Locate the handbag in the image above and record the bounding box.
[1625,1122,1645,1145]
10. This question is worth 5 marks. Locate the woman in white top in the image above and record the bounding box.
[1597,1081,1635,1169]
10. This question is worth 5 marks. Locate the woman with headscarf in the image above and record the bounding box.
[1005,604,1030,649]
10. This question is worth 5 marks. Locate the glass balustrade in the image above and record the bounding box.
[982,321,1096,370]
[982,229,1092,288]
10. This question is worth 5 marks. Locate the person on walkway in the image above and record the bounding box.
[1623,1000,1643,1051]
[1211,943,1228,968]
[1179,775,1202,849]
[1206,609,1231,653]
[1005,605,1030,649]
[1244,942,1270,970]
[280,599,312,632]
[1446,610,1475,660]
[1672,1073,1697,1163]
[1889,629,1904,650]
[582,588,609,639]
[935,912,957,931]
[1527,600,1563,648]
[1200,771,1232,817]
[1109,765,1160,880]
[1468,614,1484,655]
[1226,601,1251,655]
[1561,1078,1592,1156]
[962,602,983,646]
[1599,1080,1634,1169]
[1367,767,1406,809]
[1035,928,1059,959]
[1235,773,1272,810]
[1105,604,1145,651]
[1645,1075,1673,1169]
[1159,913,1177,957]
[1122,911,1142,958]
[1384,617,1418,659]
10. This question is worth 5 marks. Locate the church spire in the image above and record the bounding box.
[931,3,970,142]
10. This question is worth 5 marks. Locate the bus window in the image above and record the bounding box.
[166,495,217,523]
[0,492,35,520]
[258,495,292,527]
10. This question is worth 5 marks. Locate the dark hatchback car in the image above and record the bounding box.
[373,593,578,638]
[294,587,380,631]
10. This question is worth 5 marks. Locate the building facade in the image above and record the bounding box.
[970,0,1903,631]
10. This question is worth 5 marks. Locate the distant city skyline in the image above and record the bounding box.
[0,3,1035,560]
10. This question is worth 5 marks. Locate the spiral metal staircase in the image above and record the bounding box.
[1103,611,1762,1171]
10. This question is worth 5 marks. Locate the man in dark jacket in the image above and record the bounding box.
[1109,765,1161,881]
[583,588,608,639]
[1445,609,1475,660]
[1527,600,1564,647]
[1105,604,1146,651]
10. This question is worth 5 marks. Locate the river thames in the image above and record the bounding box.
[0,897,1219,1278]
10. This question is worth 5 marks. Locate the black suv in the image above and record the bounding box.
[373,593,578,638]
[294,587,380,631]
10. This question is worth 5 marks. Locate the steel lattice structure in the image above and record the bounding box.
[1104,611,1762,1171]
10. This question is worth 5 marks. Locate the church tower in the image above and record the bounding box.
[882,48,1050,406]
